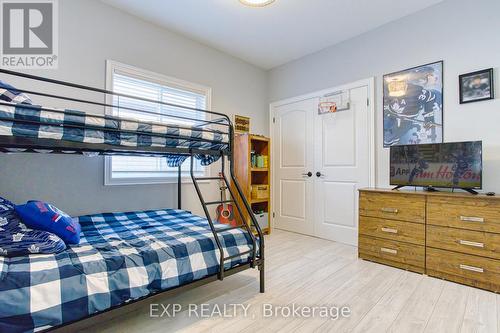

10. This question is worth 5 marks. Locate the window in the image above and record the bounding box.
[104,61,211,185]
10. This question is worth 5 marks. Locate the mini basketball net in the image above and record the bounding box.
[318,90,350,115]
[318,101,337,114]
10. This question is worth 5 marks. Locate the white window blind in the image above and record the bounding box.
[106,64,210,184]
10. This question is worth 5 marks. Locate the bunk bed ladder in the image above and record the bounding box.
[219,153,258,268]
[190,155,259,281]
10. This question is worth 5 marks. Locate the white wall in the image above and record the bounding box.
[0,0,269,216]
[269,0,500,193]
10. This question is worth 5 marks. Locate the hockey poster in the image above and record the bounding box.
[383,61,443,147]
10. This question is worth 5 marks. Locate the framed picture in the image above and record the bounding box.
[459,68,494,104]
[383,61,443,147]
[234,114,250,133]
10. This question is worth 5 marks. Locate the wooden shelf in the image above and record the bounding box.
[250,229,270,237]
[250,135,269,142]
[250,198,269,204]
[253,227,270,236]
[251,168,269,172]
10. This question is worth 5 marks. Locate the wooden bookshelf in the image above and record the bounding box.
[233,133,271,234]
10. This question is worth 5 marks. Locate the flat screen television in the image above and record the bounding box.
[390,141,482,193]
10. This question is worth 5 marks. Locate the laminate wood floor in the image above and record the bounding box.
[78,230,499,333]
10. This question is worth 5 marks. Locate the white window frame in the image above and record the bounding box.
[104,60,212,186]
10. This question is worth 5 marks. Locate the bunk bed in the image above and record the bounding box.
[0,69,264,333]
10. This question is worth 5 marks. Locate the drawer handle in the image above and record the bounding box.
[460,216,484,223]
[380,247,398,255]
[459,264,484,273]
[459,240,485,248]
[381,227,398,234]
[381,208,399,214]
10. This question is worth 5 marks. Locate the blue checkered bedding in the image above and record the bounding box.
[0,103,228,166]
[0,209,254,333]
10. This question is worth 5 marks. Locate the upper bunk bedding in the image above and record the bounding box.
[0,102,230,166]
[0,208,254,333]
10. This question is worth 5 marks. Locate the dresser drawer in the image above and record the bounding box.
[359,192,425,223]
[359,216,425,245]
[427,225,500,260]
[426,248,500,292]
[359,235,425,273]
[427,196,500,234]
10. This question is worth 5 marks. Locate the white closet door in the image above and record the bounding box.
[313,85,370,246]
[272,98,316,235]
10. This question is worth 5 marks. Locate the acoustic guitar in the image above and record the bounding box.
[215,173,237,226]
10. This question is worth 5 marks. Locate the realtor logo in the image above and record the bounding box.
[1,0,58,68]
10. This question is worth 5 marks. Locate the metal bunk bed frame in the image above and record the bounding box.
[0,69,265,331]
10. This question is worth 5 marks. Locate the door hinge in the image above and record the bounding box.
[367,98,370,106]
[272,117,276,124]
[272,212,275,218]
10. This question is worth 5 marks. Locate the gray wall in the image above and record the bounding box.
[269,0,500,192]
[0,0,269,216]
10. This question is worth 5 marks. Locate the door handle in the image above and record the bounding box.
[302,172,313,178]
[316,172,326,178]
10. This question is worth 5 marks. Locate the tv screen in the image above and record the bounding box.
[390,141,482,189]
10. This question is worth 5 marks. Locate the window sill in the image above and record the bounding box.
[104,177,212,186]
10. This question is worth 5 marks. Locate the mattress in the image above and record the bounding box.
[0,103,229,166]
[0,209,254,332]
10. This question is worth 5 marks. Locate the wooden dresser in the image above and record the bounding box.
[359,188,500,293]
[359,190,426,274]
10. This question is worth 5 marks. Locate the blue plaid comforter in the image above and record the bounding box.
[0,209,254,332]
[0,103,229,166]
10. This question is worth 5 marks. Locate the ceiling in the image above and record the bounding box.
[101,0,444,70]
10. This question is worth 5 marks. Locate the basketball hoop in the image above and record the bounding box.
[318,101,337,114]
[318,90,351,115]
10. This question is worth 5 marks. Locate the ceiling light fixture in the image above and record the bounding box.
[239,0,276,8]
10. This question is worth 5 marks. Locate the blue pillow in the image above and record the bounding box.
[0,198,66,257]
[0,80,32,104]
[15,201,81,244]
